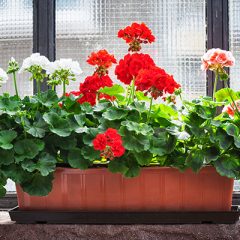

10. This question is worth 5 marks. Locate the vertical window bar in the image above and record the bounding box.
[207,0,229,97]
[33,0,56,93]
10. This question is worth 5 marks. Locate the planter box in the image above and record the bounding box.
[16,166,234,212]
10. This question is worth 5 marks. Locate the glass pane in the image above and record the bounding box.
[0,0,33,192]
[229,0,240,191]
[56,0,206,99]
[0,0,33,96]
[229,0,240,91]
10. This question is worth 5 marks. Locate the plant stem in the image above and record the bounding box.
[213,70,218,101]
[127,79,135,105]
[63,80,66,96]
[224,80,240,118]
[131,78,136,101]
[37,80,41,95]
[52,85,55,91]
[13,72,19,98]
[147,97,153,122]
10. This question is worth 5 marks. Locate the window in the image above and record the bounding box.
[229,0,240,91]
[0,0,33,96]
[56,0,206,100]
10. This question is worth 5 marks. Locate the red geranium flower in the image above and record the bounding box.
[115,53,155,85]
[135,67,181,99]
[79,74,114,106]
[93,128,125,160]
[87,49,117,75]
[118,22,155,51]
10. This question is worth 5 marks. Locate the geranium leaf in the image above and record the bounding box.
[14,139,44,163]
[0,130,17,150]
[121,121,153,135]
[43,112,72,137]
[215,88,238,102]
[0,149,14,165]
[35,90,58,107]
[103,107,128,120]
[68,148,90,169]
[21,153,56,176]
[134,151,153,165]
[21,173,54,196]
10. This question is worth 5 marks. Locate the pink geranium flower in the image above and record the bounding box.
[201,48,235,71]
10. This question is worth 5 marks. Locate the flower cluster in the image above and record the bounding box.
[87,49,117,75]
[19,53,50,73]
[222,100,240,118]
[93,128,125,160]
[118,22,155,51]
[135,67,181,99]
[115,53,155,85]
[201,48,235,71]
[77,74,113,106]
[76,50,116,106]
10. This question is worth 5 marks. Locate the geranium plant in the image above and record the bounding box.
[0,22,239,197]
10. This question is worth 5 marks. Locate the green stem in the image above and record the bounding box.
[52,85,55,91]
[63,80,66,96]
[224,81,240,118]
[13,72,19,98]
[213,70,218,101]
[131,78,136,101]
[37,80,41,95]
[127,79,135,105]
[147,97,153,122]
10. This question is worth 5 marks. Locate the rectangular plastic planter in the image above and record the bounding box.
[16,166,234,212]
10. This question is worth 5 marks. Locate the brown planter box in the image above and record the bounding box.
[16,166,234,212]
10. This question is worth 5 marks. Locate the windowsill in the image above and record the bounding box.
[0,211,239,240]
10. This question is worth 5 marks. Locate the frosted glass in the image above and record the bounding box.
[56,0,206,99]
[229,0,240,91]
[0,0,33,96]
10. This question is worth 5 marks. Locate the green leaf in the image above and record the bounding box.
[124,160,141,178]
[151,104,178,120]
[134,151,153,165]
[14,139,45,163]
[214,155,239,178]
[120,127,150,153]
[26,117,47,138]
[225,123,239,137]
[99,85,125,100]
[36,90,58,107]
[68,148,90,169]
[215,88,238,102]
[108,159,128,174]
[0,149,14,165]
[214,128,233,150]
[121,121,153,135]
[234,136,240,148]
[21,153,56,176]
[0,130,17,150]
[0,95,20,115]
[135,91,151,102]
[74,114,86,126]
[149,129,176,156]
[103,107,128,121]
[43,112,72,137]
[1,164,31,184]
[0,185,6,197]
[81,146,100,161]
[203,147,220,163]
[21,173,54,196]
[186,150,204,172]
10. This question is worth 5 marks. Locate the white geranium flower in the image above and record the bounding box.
[0,68,8,85]
[46,58,83,76]
[19,53,50,73]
